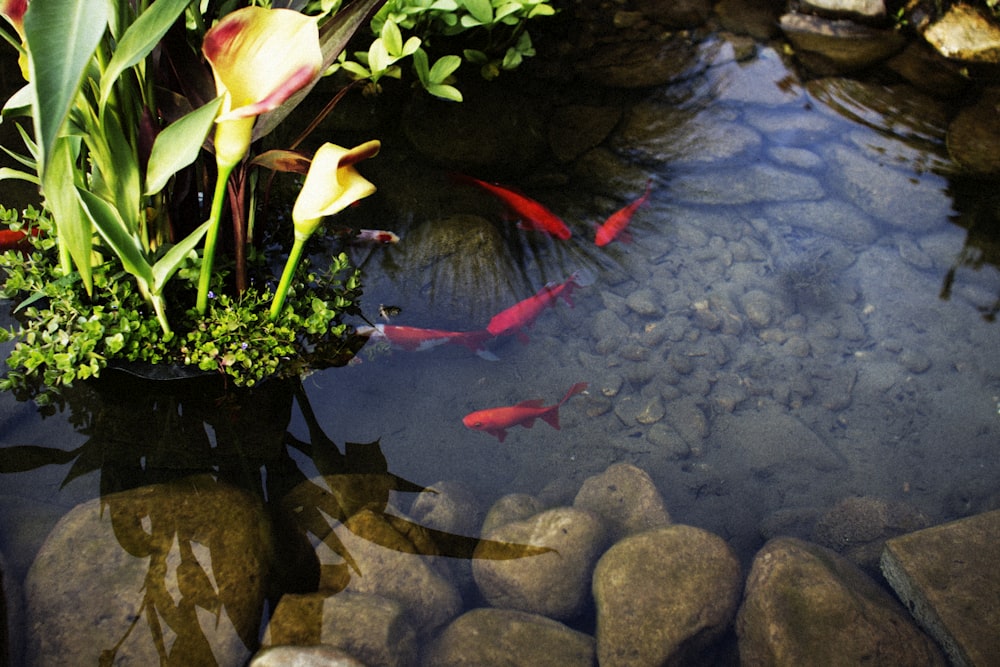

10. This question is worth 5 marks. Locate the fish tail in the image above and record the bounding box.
[559,382,589,405]
[540,408,561,430]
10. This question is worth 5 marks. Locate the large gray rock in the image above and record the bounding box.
[947,87,1000,175]
[250,644,368,667]
[473,507,606,620]
[737,537,947,665]
[923,3,1000,63]
[263,591,418,667]
[780,11,906,73]
[25,475,273,666]
[592,525,742,666]
[573,462,671,543]
[423,608,595,666]
[881,509,1000,667]
[812,495,930,573]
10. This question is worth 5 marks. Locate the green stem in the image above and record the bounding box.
[196,162,235,314]
[269,236,307,321]
[151,293,171,336]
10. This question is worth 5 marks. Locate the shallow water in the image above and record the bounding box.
[2,24,1000,664]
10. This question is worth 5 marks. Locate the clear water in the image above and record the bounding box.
[2,27,999,663]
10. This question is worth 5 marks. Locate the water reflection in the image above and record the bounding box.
[0,372,547,664]
[942,178,1000,321]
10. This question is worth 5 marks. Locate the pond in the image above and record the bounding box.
[2,4,999,666]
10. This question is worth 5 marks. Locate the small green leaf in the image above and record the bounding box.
[429,55,462,83]
[145,96,223,195]
[428,83,463,102]
[150,218,212,294]
[462,0,494,23]
[381,19,403,57]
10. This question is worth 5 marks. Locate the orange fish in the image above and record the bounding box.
[486,269,593,338]
[594,179,653,247]
[359,324,497,360]
[0,227,40,255]
[455,174,572,240]
[463,382,588,442]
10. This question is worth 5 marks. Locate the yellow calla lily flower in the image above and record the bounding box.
[292,140,381,241]
[0,0,29,80]
[202,7,322,169]
[270,140,380,321]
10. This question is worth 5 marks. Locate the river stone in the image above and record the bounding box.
[715,0,784,39]
[765,199,879,244]
[881,509,1000,667]
[886,41,971,98]
[25,475,272,667]
[947,87,1000,175]
[737,537,947,665]
[481,494,546,535]
[250,644,369,667]
[409,480,481,538]
[619,103,762,166]
[473,507,607,620]
[573,463,672,543]
[923,3,1000,63]
[633,0,711,29]
[740,289,782,329]
[669,164,824,205]
[324,509,462,635]
[625,287,663,317]
[812,496,931,573]
[593,525,742,666]
[423,608,596,667]
[263,591,418,667]
[575,35,699,88]
[547,105,622,163]
[800,0,887,20]
[780,12,907,73]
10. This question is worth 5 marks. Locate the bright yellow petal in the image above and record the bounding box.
[292,141,380,238]
[203,7,321,120]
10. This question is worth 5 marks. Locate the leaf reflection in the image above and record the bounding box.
[0,369,549,664]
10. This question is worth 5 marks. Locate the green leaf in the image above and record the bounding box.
[23,0,110,173]
[429,55,461,83]
[412,48,430,85]
[76,187,154,287]
[427,83,463,102]
[99,0,193,109]
[150,218,212,294]
[1,83,33,118]
[44,138,93,294]
[381,18,403,56]
[0,167,39,185]
[462,0,494,23]
[145,96,223,195]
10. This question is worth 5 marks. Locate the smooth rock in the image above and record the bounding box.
[881,510,1000,667]
[947,87,1000,175]
[25,476,272,667]
[263,591,417,667]
[780,12,906,73]
[250,644,368,667]
[473,507,606,620]
[923,3,1000,63]
[423,608,595,667]
[737,537,947,665]
[573,463,672,543]
[670,164,824,205]
[593,525,742,666]
[481,494,545,536]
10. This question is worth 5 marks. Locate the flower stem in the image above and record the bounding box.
[269,236,307,321]
[196,162,235,314]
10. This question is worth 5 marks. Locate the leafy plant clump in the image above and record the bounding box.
[0,205,363,404]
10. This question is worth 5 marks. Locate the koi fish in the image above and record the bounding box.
[359,323,498,360]
[454,174,572,240]
[0,228,41,254]
[329,226,401,245]
[463,382,588,442]
[594,179,652,247]
[486,269,594,338]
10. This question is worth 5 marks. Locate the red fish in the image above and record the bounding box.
[463,382,588,442]
[454,174,572,240]
[0,227,41,254]
[594,179,653,247]
[359,324,496,359]
[487,269,593,338]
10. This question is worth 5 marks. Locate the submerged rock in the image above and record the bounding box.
[923,3,1000,64]
[737,537,947,665]
[780,11,906,73]
[592,525,742,666]
[424,608,595,667]
[573,463,672,543]
[25,476,273,667]
[250,644,368,667]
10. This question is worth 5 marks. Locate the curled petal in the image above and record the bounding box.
[292,140,380,239]
[203,7,321,120]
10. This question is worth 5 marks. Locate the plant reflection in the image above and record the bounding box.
[0,370,548,664]
[941,179,1000,321]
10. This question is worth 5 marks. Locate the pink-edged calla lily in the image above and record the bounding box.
[202,6,322,168]
[197,6,323,314]
[0,0,29,79]
[270,140,381,321]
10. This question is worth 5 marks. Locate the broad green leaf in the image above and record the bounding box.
[494,3,521,21]
[427,83,463,102]
[430,0,459,9]
[462,0,493,24]
[98,108,142,231]
[23,0,110,173]
[43,138,93,294]
[150,218,213,294]
[1,83,33,119]
[528,3,555,17]
[412,48,430,85]
[76,187,154,287]
[368,38,391,74]
[99,0,193,109]
[145,96,223,195]
[381,19,403,56]
[429,55,461,83]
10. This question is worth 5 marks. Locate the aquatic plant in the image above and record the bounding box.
[0,0,385,400]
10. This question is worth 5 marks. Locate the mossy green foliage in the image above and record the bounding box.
[0,206,363,403]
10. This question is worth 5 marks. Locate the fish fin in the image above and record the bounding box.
[570,268,596,288]
[516,331,531,344]
[540,409,561,430]
[495,429,507,443]
[515,399,546,408]
[476,349,501,362]
[560,382,589,404]
[620,230,633,244]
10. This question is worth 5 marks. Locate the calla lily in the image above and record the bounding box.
[197,6,323,315]
[0,0,29,80]
[270,140,380,321]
